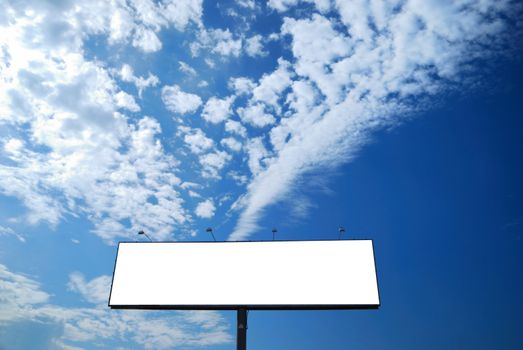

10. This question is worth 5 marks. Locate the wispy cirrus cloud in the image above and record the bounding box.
[228,0,521,239]
[0,225,26,243]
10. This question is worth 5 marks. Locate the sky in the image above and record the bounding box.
[0,0,522,349]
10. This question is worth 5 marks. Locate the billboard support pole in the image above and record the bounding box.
[237,308,248,350]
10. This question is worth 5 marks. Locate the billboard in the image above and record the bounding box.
[108,240,380,310]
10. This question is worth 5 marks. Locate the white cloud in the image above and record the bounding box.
[285,79,319,114]
[180,181,201,190]
[177,124,235,180]
[0,225,25,243]
[188,190,201,198]
[199,151,232,179]
[181,183,202,198]
[202,96,235,123]
[195,199,216,218]
[118,64,159,97]
[218,193,233,206]
[120,64,137,81]
[191,28,243,57]
[268,32,281,41]
[131,0,169,29]
[245,35,268,57]
[220,137,243,152]
[225,119,248,138]
[162,0,204,30]
[0,264,231,350]
[281,14,351,105]
[85,117,188,241]
[237,103,276,127]
[268,0,299,12]
[76,0,202,53]
[228,77,256,95]
[268,0,332,13]
[132,26,162,52]
[182,128,215,154]
[228,171,248,185]
[114,91,140,112]
[205,58,216,68]
[0,27,189,241]
[252,58,293,111]
[108,8,135,44]
[189,26,277,59]
[229,0,517,240]
[67,272,112,305]
[4,138,24,155]
[0,264,50,323]
[269,80,325,152]
[179,61,197,76]
[236,0,257,9]
[161,85,202,114]
[52,338,84,350]
[0,0,517,253]
[246,137,271,176]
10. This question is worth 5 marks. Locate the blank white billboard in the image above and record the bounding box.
[109,240,380,310]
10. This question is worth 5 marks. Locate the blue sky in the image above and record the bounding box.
[0,0,522,349]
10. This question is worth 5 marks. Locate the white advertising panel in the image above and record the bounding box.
[109,240,380,310]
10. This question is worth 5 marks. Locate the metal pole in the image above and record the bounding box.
[206,227,216,241]
[237,309,248,350]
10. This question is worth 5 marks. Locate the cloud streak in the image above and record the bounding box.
[229,0,520,239]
